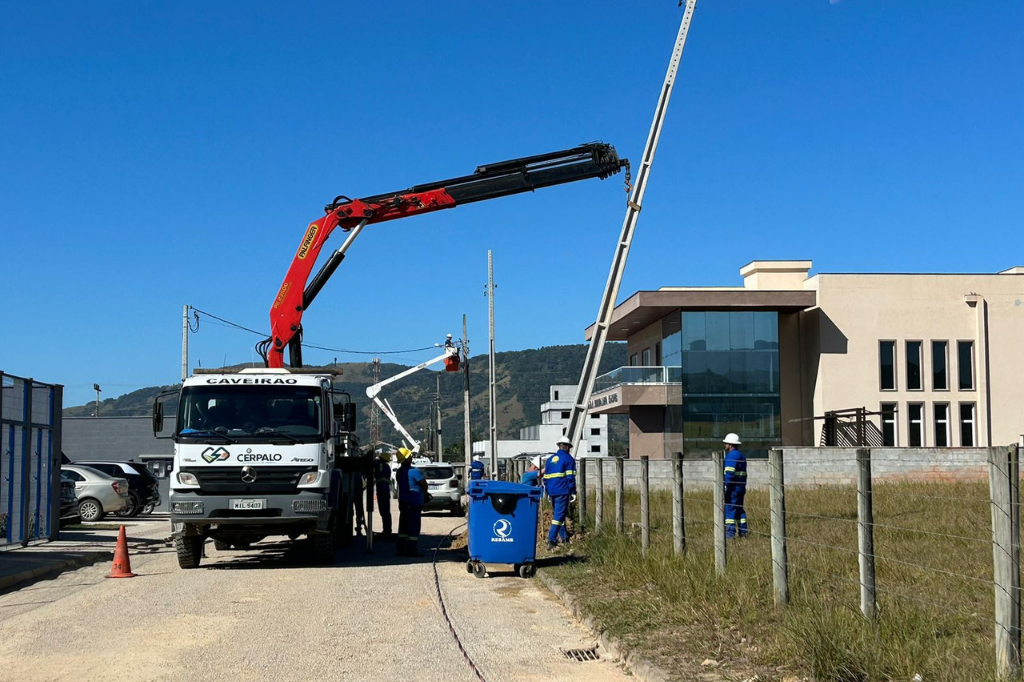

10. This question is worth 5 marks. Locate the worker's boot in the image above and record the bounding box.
[546,541,557,551]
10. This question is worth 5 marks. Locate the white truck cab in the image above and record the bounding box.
[154,368,363,568]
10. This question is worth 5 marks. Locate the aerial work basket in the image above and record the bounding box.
[444,354,460,372]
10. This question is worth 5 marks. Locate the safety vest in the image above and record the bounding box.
[470,460,485,480]
[373,458,392,490]
[724,449,747,486]
[542,449,576,497]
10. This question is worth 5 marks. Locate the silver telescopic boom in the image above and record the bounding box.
[566,0,698,452]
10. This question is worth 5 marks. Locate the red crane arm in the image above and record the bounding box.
[263,142,628,368]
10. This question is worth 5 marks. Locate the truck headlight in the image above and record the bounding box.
[178,472,199,486]
[298,471,320,486]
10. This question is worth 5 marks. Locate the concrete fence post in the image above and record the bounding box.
[672,453,685,556]
[989,444,1022,679]
[577,456,587,534]
[856,447,877,622]
[769,447,789,607]
[615,457,625,535]
[640,455,650,556]
[713,450,726,576]
[595,458,604,532]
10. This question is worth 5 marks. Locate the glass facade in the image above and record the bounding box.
[663,311,781,459]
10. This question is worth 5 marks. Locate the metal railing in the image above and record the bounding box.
[593,366,682,394]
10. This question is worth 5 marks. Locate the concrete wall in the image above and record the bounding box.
[579,447,996,492]
[63,416,172,461]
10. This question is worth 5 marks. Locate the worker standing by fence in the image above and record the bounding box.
[470,455,486,481]
[544,436,577,550]
[521,456,541,486]
[723,433,747,538]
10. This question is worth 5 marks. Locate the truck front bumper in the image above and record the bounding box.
[169,490,332,535]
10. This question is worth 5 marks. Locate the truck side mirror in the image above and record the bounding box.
[152,402,163,434]
[347,403,357,432]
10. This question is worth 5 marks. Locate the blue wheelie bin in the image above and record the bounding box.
[466,480,542,578]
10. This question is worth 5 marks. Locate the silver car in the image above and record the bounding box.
[418,463,465,516]
[60,465,129,522]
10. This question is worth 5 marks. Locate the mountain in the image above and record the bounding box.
[63,343,629,455]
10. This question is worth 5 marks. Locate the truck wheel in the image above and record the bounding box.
[78,498,105,522]
[175,536,204,569]
[213,539,231,551]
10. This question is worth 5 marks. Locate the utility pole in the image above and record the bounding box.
[486,251,498,479]
[436,373,443,461]
[566,0,698,451]
[370,358,382,450]
[93,384,101,417]
[462,314,472,474]
[181,304,190,382]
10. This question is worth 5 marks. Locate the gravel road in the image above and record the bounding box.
[0,504,629,682]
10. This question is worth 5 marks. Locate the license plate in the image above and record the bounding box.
[230,499,266,510]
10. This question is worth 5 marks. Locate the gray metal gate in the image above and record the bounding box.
[0,373,63,546]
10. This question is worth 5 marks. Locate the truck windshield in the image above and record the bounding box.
[177,385,323,442]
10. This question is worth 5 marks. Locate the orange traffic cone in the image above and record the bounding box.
[107,525,137,578]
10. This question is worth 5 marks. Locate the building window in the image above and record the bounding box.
[554,390,559,400]
[590,444,601,453]
[908,403,924,447]
[879,341,897,391]
[881,403,898,446]
[629,353,638,367]
[655,342,662,366]
[959,403,976,446]
[906,341,923,391]
[957,341,975,390]
[933,403,950,447]
[560,411,570,419]
[590,428,601,436]
[932,341,948,391]
[642,348,651,366]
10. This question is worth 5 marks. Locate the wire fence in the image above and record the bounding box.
[554,446,1024,680]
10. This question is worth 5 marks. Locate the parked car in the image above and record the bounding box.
[59,473,79,522]
[74,460,159,517]
[418,463,465,516]
[60,465,129,522]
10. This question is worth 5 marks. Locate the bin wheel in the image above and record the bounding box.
[465,560,474,574]
[519,563,536,579]
[472,562,487,579]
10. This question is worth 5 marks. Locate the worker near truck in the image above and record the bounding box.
[396,449,427,557]
[723,433,748,538]
[543,436,577,550]
[373,452,394,540]
[470,455,485,481]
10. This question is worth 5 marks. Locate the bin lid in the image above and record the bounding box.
[467,480,542,500]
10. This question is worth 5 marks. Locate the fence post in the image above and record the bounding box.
[577,456,587,534]
[672,453,685,556]
[713,450,726,576]
[769,447,789,606]
[989,445,1022,679]
[615,457,625,535]
[595,458,604,532]
[640,455,650,556]
[856,447,877,621]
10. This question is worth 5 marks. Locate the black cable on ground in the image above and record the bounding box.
[432,522,488,682]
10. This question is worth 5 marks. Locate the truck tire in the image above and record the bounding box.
[311,533,335,565]
[176,536,204,569]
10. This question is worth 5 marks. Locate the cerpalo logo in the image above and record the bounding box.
[491,519,513,543]
[297,222,319,260]
[201,447,231,463]
[238,448,283,463]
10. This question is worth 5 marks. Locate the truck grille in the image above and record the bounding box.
[181,466,316,495]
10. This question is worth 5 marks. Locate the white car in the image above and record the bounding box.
[418,463,465,516]
[60,465,130,522]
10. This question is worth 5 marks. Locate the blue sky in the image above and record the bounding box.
[2,1,1021,409]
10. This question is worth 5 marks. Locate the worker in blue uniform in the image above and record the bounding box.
[543,435,577,550]
[372,451,394,540]
[395,448,427,557]
[722,433,748,538]
[470,455,486,481]
[520,456,541,487]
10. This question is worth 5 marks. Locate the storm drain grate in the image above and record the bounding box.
[561,647,600,662]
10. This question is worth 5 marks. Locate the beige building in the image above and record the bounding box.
[587,261,1024,459]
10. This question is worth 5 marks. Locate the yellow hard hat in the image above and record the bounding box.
[397,447,412,461]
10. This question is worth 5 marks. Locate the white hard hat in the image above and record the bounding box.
[473,455,482,462]
[531,456,541,469]
[556,435,572,447]
[722,433,742,446]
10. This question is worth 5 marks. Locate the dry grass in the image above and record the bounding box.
[548,481,1008,682]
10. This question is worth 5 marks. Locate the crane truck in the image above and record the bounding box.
[154,143,627,569]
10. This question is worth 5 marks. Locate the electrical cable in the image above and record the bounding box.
[432,522,488,682]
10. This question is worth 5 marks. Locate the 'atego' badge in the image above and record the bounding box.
[491,519,513,543]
